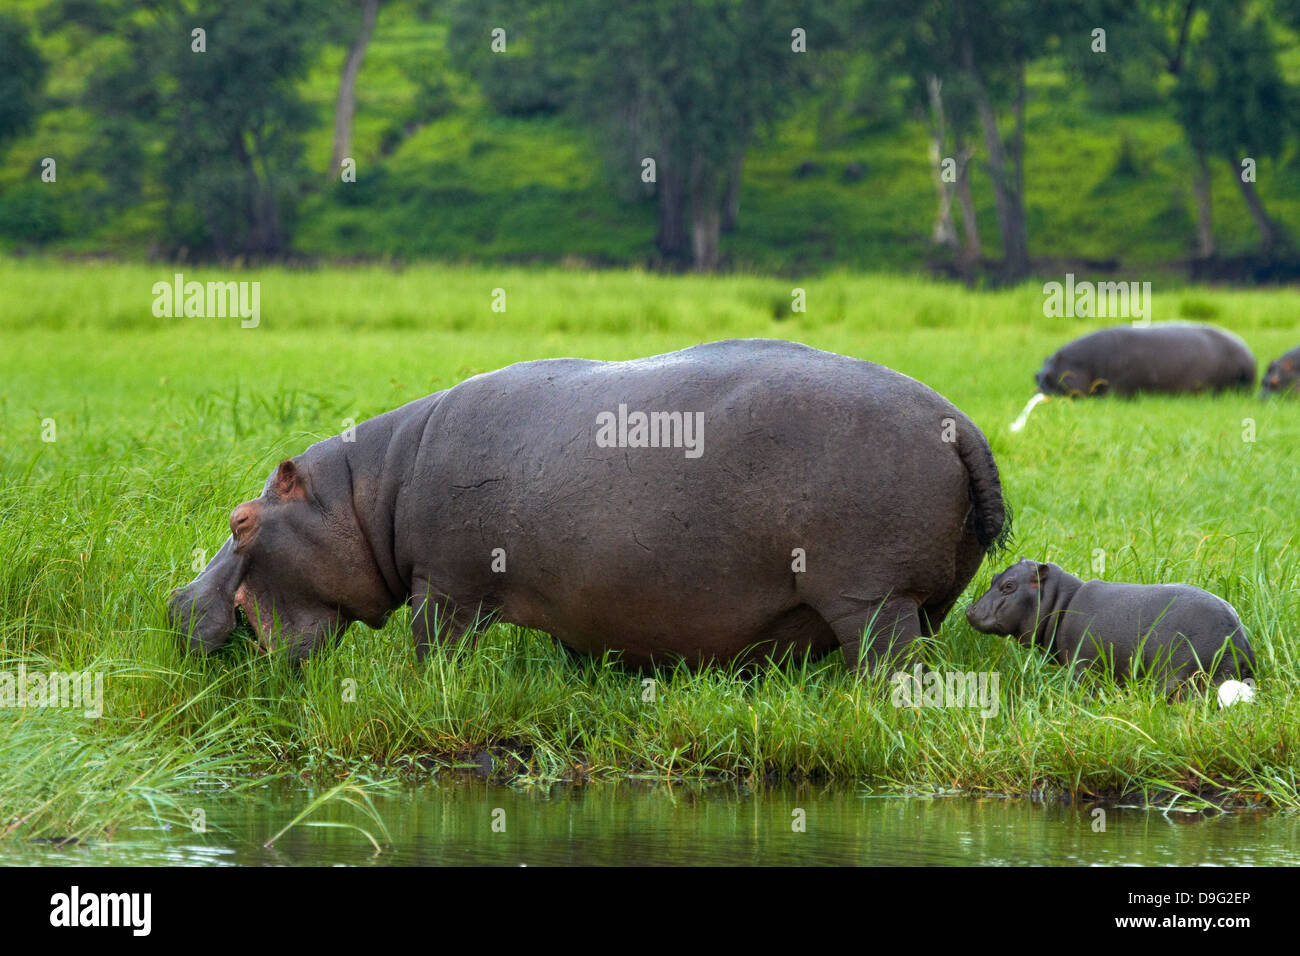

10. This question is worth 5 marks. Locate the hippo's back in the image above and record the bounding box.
[1055,323,1254,395]
[430,339,980,535]
[487,338,940,410]
[1069,580,1253,680]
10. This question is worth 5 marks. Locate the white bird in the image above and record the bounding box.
[1217,679,1256,708]
[1009,392,1048,432]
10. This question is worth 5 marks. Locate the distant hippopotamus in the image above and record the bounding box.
[1035,323,1255,397]
[169,339,1010,672]
[966,560,1254,692]
[1261,345,1300,397]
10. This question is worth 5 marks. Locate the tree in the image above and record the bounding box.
[0,14,47,151]
[875,0,1069,282]
[1174,0,1290,254]
[451,0,841,271]
[1100,0,1294,258]
[329,0,383,182]
[954,0,1042,282]
[75,0,328,257]
[871,8,985,274]
[1142,1,1215,255]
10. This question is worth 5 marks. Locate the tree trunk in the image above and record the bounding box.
[689,148,723,272]
[1011,62,1025,218]
[1193,149,1214,258]
[955,137,981,268]
[721,147,744,233]
[962,36,1029,281]
[926,75,958,250]
[231,129,281,256]
[655,163,689,263]
[1229,158,1278,254]
[330,0,379,180]
[691,198,721,272]
[251,128,284,255]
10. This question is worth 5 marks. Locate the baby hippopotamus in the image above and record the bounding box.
[966,560,1254,692]
[1261,345,1300,397]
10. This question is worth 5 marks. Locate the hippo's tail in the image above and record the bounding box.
[956,424,1012,555]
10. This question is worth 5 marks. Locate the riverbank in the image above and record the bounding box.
[2,260,1298,841]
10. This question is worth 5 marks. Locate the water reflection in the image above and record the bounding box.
[11,779,1300,866]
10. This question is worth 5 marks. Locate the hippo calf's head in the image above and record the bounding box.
[1261,357,1298,397]
[168,458,396,660]
[965,559,1053,646]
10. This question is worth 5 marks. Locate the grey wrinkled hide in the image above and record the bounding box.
[1036,323,1255,397]
[966,560,1254,691]
[170,339,1008,672]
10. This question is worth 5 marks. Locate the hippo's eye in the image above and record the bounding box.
[999,581,1016,594]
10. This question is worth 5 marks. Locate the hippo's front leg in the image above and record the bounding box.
[410,580,489,662]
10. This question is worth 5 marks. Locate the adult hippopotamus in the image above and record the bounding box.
[1261,345,1300,397]
[966,560,1254,692]
[1035,323,1255,397]
[169,339,1009,672]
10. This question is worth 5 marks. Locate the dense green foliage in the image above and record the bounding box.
[0,1,1297,272]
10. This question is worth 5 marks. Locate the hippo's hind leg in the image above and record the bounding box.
[814,594,923,675]
[921,531,986,636]
[918,604,947,637]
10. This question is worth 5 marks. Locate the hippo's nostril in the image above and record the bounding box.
[230,502,260,539]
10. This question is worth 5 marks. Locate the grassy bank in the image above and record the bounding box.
[2,258,1299,841]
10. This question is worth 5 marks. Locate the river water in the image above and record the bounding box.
[11,779,1300,866]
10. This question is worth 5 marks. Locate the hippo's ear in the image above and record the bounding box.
[1031,563,1051,588]
[273,459,307,500]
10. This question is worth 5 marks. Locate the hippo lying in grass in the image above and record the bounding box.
[1035,323,1255,397]
[169,338,1010,673]
[1261,345,1300,397]
[966,560,1254,694]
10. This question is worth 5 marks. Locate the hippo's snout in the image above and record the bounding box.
[964,602,988,631]
[964,594,1002,635]
[169,584,237,653]
[169,536,248,654]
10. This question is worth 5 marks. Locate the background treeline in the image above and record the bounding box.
[0,0,1298,280]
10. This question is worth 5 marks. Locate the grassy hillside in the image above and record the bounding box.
[2,259,1300,841]
[2,3,1299,272]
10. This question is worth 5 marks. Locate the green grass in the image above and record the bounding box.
[2,258,1299,842]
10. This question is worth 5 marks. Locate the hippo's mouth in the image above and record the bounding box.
[232,605,258,641]
[233,583,271,649]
